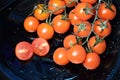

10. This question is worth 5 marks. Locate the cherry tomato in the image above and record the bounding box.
[34,4,49,21]
[64,0,76,7]
[24,16,39,32]
[63,34,77,49]
[83,52,100,70]
[88,36,106,54]
[73,20,92,37]
[93,19,112,38]
[32,38,50,56]
[68,9,81,25]
[75,2,93,21]
[80,0,97,4]
[15,41,33,61]
[67,44,86,64]
[37,23,54,40]
[98,3,116,20]
[48,0,65,15]
[53,47,69,65]
[52,14,70,34]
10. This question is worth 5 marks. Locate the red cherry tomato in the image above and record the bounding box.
[98,3,116,20]
[24,16,39,32]
[53,47,69,65]
[15,41,33,61]
[67,44,86,64]
[37,23,54,40]
[83,52,100,70]
[75,2,93,21]
[52,14,70,34]
[48,0,65,15]
[32,38,50,56]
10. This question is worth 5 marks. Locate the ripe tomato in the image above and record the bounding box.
[83,52,100,70]
[63,34,77,49]
[24,16,39,32]
[93,19,112,38]
[73,20,92,37]
[80,0,97,4]
[34,4,49,21]
[88,36,106,54]
[75,2,93,21]
[67,44,86,64]
[52,14,70,34]
[64,0,76,7]
[48,0,65,15]
[53,47,69,65]
[37,23,54,40]
[98,3,116,20]
[15,41,33,61]
[32,38,50,56]
[68,9,81,25]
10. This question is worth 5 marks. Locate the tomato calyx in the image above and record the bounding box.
[83,4,94,15]
[104,1,115,12]
[76,23,86,33]
[93,36,104,47]
[97,20,108,33]
[61,15,69,21]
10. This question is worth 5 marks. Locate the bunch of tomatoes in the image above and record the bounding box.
[15,0,116,70]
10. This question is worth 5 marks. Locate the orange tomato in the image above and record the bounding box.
[63,34,77,49]
[98,3,116,20]
[75,2,93,21]
[68,9,81,25]
[93,19,112,38]
[64,0,76,7]
[24,16,39,32]
[48,0,65,15]
[32,38,50,56]
[53,47,69,65]
[73,20,92,37]
[15,41,33,61]
[83,52,100,70]
[34,6,49,21]
[88,36,106,54]
[80,0,97,4]
[37,23,54,40]
[52,14,70,34]
[67,44,86,64]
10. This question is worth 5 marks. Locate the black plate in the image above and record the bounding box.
[0,0,120,80]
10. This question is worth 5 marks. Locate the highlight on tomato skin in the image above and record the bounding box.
[15,41,34,61]
[24,16,39,32]
[53,47,69,65]
[83,52,100,70]
[31,38,50,56]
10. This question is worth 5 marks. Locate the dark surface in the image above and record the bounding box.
[0,0,120,80]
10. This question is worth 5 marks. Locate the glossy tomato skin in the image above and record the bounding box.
[98,3,116,20]
[73,20,92,37]
[63,34,77,49]
[52,15,70,34]
[34,7,49,21]
[93,20,112,38]
[67,44,86,64]
[75,2,93,21]
[15,41,33,61]
[24,16,39,32]
[48,0,65,15]
[37,23,54,40]
[53,47,69,65]
[88,36,106,54]
[32,38,50,56]
[64,0,76,7]
[68,9,81,26]
[80,0,97,4]
[83,52,100,70]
